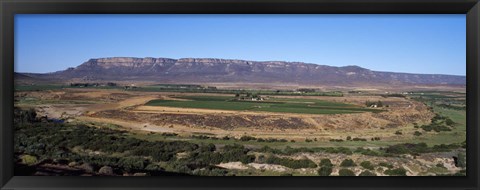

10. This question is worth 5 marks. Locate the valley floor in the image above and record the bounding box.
[13,86,467,176]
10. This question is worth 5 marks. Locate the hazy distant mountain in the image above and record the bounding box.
[17,57,466,86]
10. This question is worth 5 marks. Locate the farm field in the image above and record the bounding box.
[145,95,382,115]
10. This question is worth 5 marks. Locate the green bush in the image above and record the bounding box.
[378,162,394,169]
[352,138,367,141]
[340,159,356,167]
[414,131,422,136]
[455,152,466,168]
[445,118,455,126]
[360,161,374,170]
[329,139,344,142]
[318,166,333,176]
[20,154,38,165]
[319,159,333,167]
[354,148,381,156]
[385,143,461,155]
[240,135,256,141]
[266,156,317,169]
[359,170,377,176]
[420,124,451,132]
[384,168,407,176]
[339,169,355,176]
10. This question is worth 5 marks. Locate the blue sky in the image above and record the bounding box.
[15,14,466,75]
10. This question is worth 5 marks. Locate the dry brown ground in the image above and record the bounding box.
[15,88,435,141]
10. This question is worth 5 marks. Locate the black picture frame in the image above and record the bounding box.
[1,0,479,189]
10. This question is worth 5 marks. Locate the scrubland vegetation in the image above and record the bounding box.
[13,87,467,176]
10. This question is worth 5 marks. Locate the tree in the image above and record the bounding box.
[359,170,376,176]
[376,101,383,107]
[23,108,37,123]
[384,168,407,176]
[340,159,356,167]
[320,159,333,167]
[360,161,374,170]
[445,118,455,126]
[455,152,466,168]
[318,166,333,176]
[339,169,355,176]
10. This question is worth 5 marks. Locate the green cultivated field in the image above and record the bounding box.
[146,95,382,115]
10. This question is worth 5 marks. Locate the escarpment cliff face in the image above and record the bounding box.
[19,57,466,86]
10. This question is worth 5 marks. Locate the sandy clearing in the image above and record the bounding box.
[217,162,249,170]
[247,163,289,172]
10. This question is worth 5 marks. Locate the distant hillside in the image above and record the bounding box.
[17,57,466,86]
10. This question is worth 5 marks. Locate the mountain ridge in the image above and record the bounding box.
[18,57,466,86]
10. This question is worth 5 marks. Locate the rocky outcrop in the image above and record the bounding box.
[24,57,466,86]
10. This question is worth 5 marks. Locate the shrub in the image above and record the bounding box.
[384,168,407,176]
[455,152,466,168]
[379,162,394,169]
[385,143,461,156]
[445,118,455,126]
[240,135,256,141]
[324,147,353,155]
[98,166,114,175]
[339,169,355,176]
[360,161,374,170]
[414,131,422,136]
[144,163,163,171]
[359,170,377,176]
[340,159,356,167]
[266,156,317,169]
[191,135,210,139]
[352,138,367,141]
[420,124,451,132]
[385,143,428,155]
[320,159,333,167]
[318,166,333,176]
[20,154,38,165]
[354,148,381,156]
[346,136,352,141]
[394,131,403,135]
[199,143,216,152]
[118,157,148,171]
[161,133,178,137]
